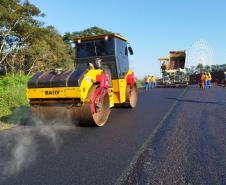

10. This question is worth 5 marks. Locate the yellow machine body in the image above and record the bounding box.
[27,69,134,108]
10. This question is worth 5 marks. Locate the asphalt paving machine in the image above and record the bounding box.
[157,51,189,87]
[27,34,138,126]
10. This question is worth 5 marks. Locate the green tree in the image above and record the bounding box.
[211,65,219,72]
[73,26,112,37]
[0,0,74,75]
[63,26,113,43]
[196,63,204,73]
[204,65,211,72]
[24,26,74,74]
[0,0,44,73]
[186,66,196,74]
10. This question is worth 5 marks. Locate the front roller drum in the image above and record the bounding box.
[31,85,110,127]
[31,106,75,123]
[74,85,111,127]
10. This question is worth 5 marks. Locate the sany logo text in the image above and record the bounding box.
[45,90,60,95]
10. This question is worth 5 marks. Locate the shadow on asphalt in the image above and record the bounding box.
[168,98,226,106]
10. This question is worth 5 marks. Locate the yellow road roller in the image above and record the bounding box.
[27,34,138,126]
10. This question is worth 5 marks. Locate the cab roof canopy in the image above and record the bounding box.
[73,33,128,43]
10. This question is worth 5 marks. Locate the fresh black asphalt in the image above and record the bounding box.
[2,87,226,185]
[124,86,226,185]
[0,88,183,185]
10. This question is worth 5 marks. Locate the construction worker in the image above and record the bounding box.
[148,75,151,90]
[161,62,166,73]
[201,73,205,92]
[150,76,153,89]
[151,76,156,88]
[207,72,212,88]
[204,72,208,88]
[153,76,157,88]
[144,76,150,91]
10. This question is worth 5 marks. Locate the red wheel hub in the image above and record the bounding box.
[91,72,109,113]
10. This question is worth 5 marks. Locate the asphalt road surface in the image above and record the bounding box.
[0,86,226,185]
[124,86,226,185]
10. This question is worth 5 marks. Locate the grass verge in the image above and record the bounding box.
[0,74,30,130]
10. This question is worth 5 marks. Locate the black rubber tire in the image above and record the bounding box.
[124,84,138,108]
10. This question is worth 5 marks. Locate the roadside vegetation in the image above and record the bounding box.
[135,78,143,88]
[0,74,29,129]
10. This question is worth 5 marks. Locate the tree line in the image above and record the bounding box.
[0,0,111,75]
[186,63,226,75]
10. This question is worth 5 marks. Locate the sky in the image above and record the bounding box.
[30,0,226,78]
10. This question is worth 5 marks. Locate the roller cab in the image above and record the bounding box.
[27,34,138,126]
